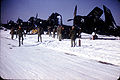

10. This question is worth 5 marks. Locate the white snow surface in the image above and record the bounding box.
[0,30,120,80]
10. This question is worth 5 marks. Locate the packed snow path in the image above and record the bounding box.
[0,30,120,80]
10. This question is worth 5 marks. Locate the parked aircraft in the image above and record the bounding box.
[2,5,119,37]
[68,5,120,36]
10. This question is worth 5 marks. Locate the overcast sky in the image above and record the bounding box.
[1,0,120,26]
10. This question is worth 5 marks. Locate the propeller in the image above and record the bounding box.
[74,5,77,17]
[36,13,38,19]
[67,5,77,22]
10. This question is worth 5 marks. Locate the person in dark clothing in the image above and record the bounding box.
[70,26,77,47]
[38,26,43,42]
[17,26,24,46]
[53,28,56,38]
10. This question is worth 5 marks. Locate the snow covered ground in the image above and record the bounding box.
[0,29,120,80]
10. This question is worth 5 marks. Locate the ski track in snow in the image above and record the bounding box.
[0,30,120,80]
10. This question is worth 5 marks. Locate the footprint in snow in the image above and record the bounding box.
[8,44,11,45]
[9,47,12,49]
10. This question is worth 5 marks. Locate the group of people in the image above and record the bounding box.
[47,25,64,41]
[10,25,82,47]
[47,25,81,47]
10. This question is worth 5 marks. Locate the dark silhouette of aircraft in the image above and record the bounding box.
[2,5,120,37]
[2,20,16,29]
[68,5,120,37]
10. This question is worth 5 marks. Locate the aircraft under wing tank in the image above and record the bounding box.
[68,5,120,37]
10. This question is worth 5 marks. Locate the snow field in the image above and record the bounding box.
[0,30,120,80]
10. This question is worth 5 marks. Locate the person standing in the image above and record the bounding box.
[70,26,77,47]
[17,26,24,46]
[48,26,52,37]
[38,26,43,42]
[58,25,62,41]
[10,27,14,39]
[53,27,56,38]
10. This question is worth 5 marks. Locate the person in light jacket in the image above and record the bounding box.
[70,26,77,47]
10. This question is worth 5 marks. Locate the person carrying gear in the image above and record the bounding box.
[17,26,24,46]
[10,27,14,39]
[38,27,43,42]
[70,26,77,47]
